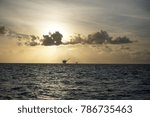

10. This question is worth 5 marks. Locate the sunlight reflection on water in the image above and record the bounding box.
[0,64,150,99]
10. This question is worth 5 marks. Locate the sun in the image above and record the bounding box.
[40,22,70,42]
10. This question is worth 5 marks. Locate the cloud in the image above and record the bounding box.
[110,36,132,44]
[0,26,5,34]
[0,25,41,46]
[17,34,40,46]
[15,31,63,46]
[0,25,133,46]
[87,30,112,44]
[67,30,132,45]
[0,25,15,36]
[42,31,63,46]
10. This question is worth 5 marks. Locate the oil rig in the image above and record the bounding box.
[62,58,70,64]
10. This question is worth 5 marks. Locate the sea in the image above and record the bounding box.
[0,64,150,100]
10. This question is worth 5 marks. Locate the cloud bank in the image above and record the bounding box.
[67,30,132,45]
[0,26,133,46]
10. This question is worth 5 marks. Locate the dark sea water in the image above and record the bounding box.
[0,64,150,100]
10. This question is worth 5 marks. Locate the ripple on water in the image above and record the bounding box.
[0,64,150,99]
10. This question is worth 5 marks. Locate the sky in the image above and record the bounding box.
[0,0,150,63]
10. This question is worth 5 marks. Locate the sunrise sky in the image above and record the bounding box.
[0,0,150,63]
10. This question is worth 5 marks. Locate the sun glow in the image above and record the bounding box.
[40,22,70,42]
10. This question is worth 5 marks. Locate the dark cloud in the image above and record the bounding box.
[42,35,53,46]
[41,31,63,46]
[0,26,133,46]
[67,30,112,45]
[87,30,112,44]
[110,36,132,44]
[0,25,14,36]
[23,35,40,46]
[16,34,39,46]
[68,30,132,45]
[0,26,5,34]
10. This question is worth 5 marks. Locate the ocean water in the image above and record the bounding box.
[0,64,150,100]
